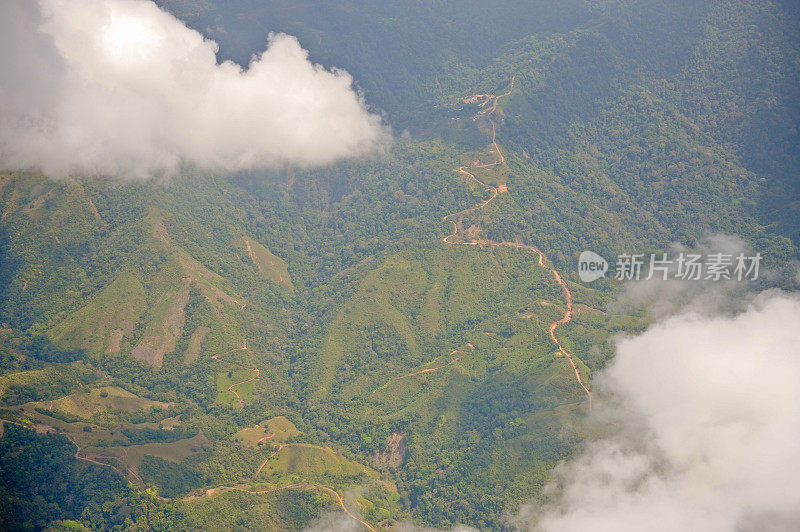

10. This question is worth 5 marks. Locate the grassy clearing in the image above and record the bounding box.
[0,368,68,394]
[233,424,274,447]
[241,235,295,292]
[116,432,210,469]
[0,364,99,406]
[235,416,302,447]
[14,405,119,448]
[215,369,256,406]
[32,386,169,419]
[459,147,512,187]
[259,444,378,483]
[264,416,301,441]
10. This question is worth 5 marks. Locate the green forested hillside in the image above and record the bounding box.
[2,1,799,530]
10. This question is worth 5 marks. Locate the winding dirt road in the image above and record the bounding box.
[481,240,591,405]
[254,443,283,479]
[398,344,475,379]
[212,339,259,404]
[63,432,128,477]
[226,368,259,403]
[440,78,592,408]
[443,78,514,245]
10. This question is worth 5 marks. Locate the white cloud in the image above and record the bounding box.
[516,290,800,532]
[0,0,389,179]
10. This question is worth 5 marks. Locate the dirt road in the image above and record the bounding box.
[398,344,475,378]
[441,78,592,408]
[212,340,258,404]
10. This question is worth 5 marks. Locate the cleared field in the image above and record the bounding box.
[112,432,210,469]
[184,326,211,363]
[264,416,301,441]
[234,416,301,447]
[182,488,331,531]
[215,369,256,406]
[32,386,169,419]
[15,405,119,448]
[132,282,190,367]
[258,444,379,482]
[0,364,99,405]
[241,235,294,292]
[0,367,68,394]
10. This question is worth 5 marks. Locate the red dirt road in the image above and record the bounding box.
[441,78,592,408]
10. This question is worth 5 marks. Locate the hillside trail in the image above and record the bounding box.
[398,344,475,379]
[63,431,128,478]
[1,420,126,481]
[212,339,259,404]
[65,434,150,491]
[442,77,514,245]
[440,78,592,409]
[254,443,283,479]
[2,418,171,503]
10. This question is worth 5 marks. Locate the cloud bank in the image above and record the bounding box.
[517,291,800,531]
[0,0,388,179]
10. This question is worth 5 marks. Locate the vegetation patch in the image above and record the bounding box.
[241,235,295,292]
[259,444,378,485]
[49,272,147,355]
[30,386,169,419]
[181,488,329,531]
[109,432,210,470]
[232,416,301,448]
